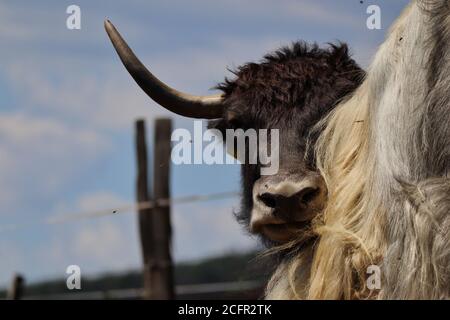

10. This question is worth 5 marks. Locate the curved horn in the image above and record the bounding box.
[104,20,224,119]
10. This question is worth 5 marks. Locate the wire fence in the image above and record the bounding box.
[0,190,258,300]
[0,191,240,233]
[1,119,250,300]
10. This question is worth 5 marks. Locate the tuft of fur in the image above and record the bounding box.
[382,178,450,299]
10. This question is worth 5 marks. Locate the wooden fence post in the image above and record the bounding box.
[135,118,174,300]
[152,118,174,300]
[135,119,155,300]
[7,274,24,300]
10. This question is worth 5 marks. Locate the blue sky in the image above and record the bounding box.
[0,0,410,286]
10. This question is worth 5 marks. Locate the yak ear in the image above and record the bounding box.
[207,118,227,137]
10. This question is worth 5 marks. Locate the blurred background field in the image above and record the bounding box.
[0,250,271,299]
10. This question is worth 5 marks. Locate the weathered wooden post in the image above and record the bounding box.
[7,273,24,300]
[135,119,154,299]
[135,118,174,300]
[152,118,174,300]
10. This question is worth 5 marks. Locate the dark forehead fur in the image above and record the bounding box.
[214,41,364,131]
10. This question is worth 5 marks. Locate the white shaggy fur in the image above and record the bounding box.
[266,0,449,299]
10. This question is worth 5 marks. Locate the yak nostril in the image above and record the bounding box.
[298,187,320,205]
[258,193,278,208]
[258,187,320,210]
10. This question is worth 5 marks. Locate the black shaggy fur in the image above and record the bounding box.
[209,41,365,242]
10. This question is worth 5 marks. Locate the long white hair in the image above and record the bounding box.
[266,0,449,299]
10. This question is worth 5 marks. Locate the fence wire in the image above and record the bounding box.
[0,191,239,233]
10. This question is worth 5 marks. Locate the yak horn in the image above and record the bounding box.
[104,20,224,119]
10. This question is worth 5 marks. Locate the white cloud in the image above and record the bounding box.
[0,192,140,284]
[0,0,374,135]
[0,113,105,149]
[50,191,131,220]
[56,193,254,266]
[172,202,256,261]
[48,192,255,273]
[73,220,137,268]
[3,30,296,132]
[0,113,110,214]
[4,59,168,131]
[0,2,155,48]
[76,191,127,212]
[0,200,253,286]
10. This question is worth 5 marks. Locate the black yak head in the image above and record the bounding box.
[105,21,364,246]
[209,43,364,245]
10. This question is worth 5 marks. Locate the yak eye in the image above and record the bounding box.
[227,117,246,131]
[229,119,242,129]
[226,111,244,129]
